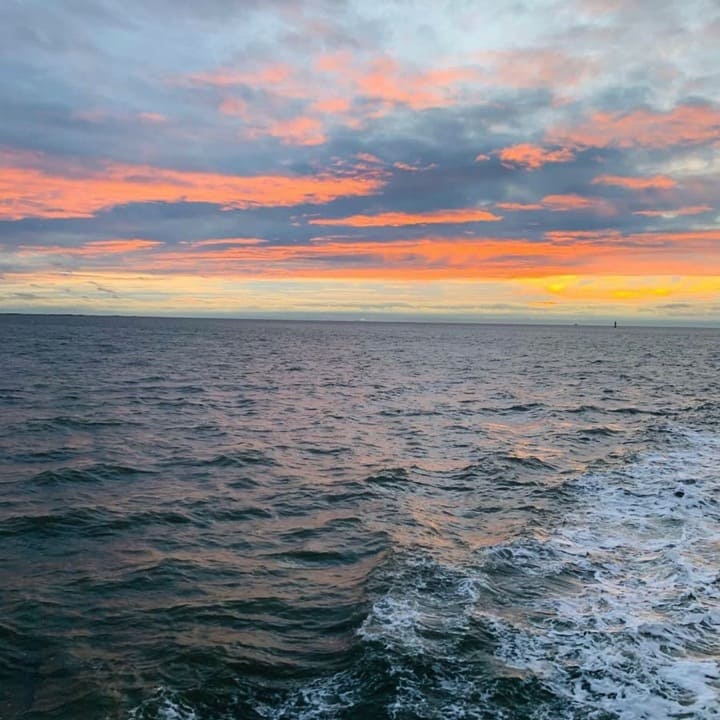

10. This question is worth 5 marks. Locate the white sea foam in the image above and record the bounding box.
[128,688,199,720]
[252,429,720,719]
[253,665,373,720]
[490,429,720,719]
[357,555,477,652]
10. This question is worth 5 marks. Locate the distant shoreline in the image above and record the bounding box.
[0,311,717,330]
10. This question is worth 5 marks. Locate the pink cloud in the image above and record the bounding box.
[310,98,351,113]
[187,64,294,88]
[497,201,544,211]
[0,154,384,220]
[542,194,614,213]
[498,143,575,170]
[547,104,720,149]
[19,239,163,256]
[355,152,383,164]
[633,206,713,217]
[475,49,597,90]
[498,195,614,213]
[138,112,167,124]
[20,231,720,282]
[188,237,265,248]
[309,208,502,227]
[219,98,250,118]
[263,116,326,146]
[592,174,677,190]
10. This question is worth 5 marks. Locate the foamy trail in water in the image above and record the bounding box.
[487,428,720,719]
[279,428,720,719]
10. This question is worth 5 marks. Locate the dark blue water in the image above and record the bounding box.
[1,315,719,719]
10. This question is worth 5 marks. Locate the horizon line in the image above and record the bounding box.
[1,311,718,330]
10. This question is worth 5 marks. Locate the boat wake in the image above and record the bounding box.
[251,428,720,719]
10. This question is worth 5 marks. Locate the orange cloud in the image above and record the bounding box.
[187,64,294,88]
[309,209,502,227]
[392,161,436,172]
[475,49,596,91]
[498,195,614,213]
[263,116,326,145]
[19,231,718,282]
[310,98,351,113]
[138,112,167,124]
[75,110,169,125]
[197,50,592,111]
[223,101,328,144]
[188,237,265,248]
[155,233,717,279]
[355,152,383,164]
[0,156,384,220]
[199,51,598,149]
[547,104,720,148]
[190,49,601,140]
[355,57,451,110]
[214,55,477,117]
[542,194,613,213]
[364,64,478,111]
[220,95,328,144]
[633,206,713,217]
[18,239,162,256]
[314,52,351,73]
[219,98,249,118]
[544,229,624,245]
[496,202,544,211]
[498,143,575,169]
[591,174,677,190]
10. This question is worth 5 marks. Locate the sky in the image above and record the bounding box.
[1,0,719,323]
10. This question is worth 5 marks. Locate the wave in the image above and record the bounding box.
[26,464,153,486]
[246,428,720,719]
[0,506,195,538]
[487,429,720,718]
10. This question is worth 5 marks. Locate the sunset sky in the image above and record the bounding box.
[1,0,719,323]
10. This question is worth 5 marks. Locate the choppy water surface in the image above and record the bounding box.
[1,316,719,720]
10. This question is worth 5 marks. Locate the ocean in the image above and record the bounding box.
[1,315,719,720]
